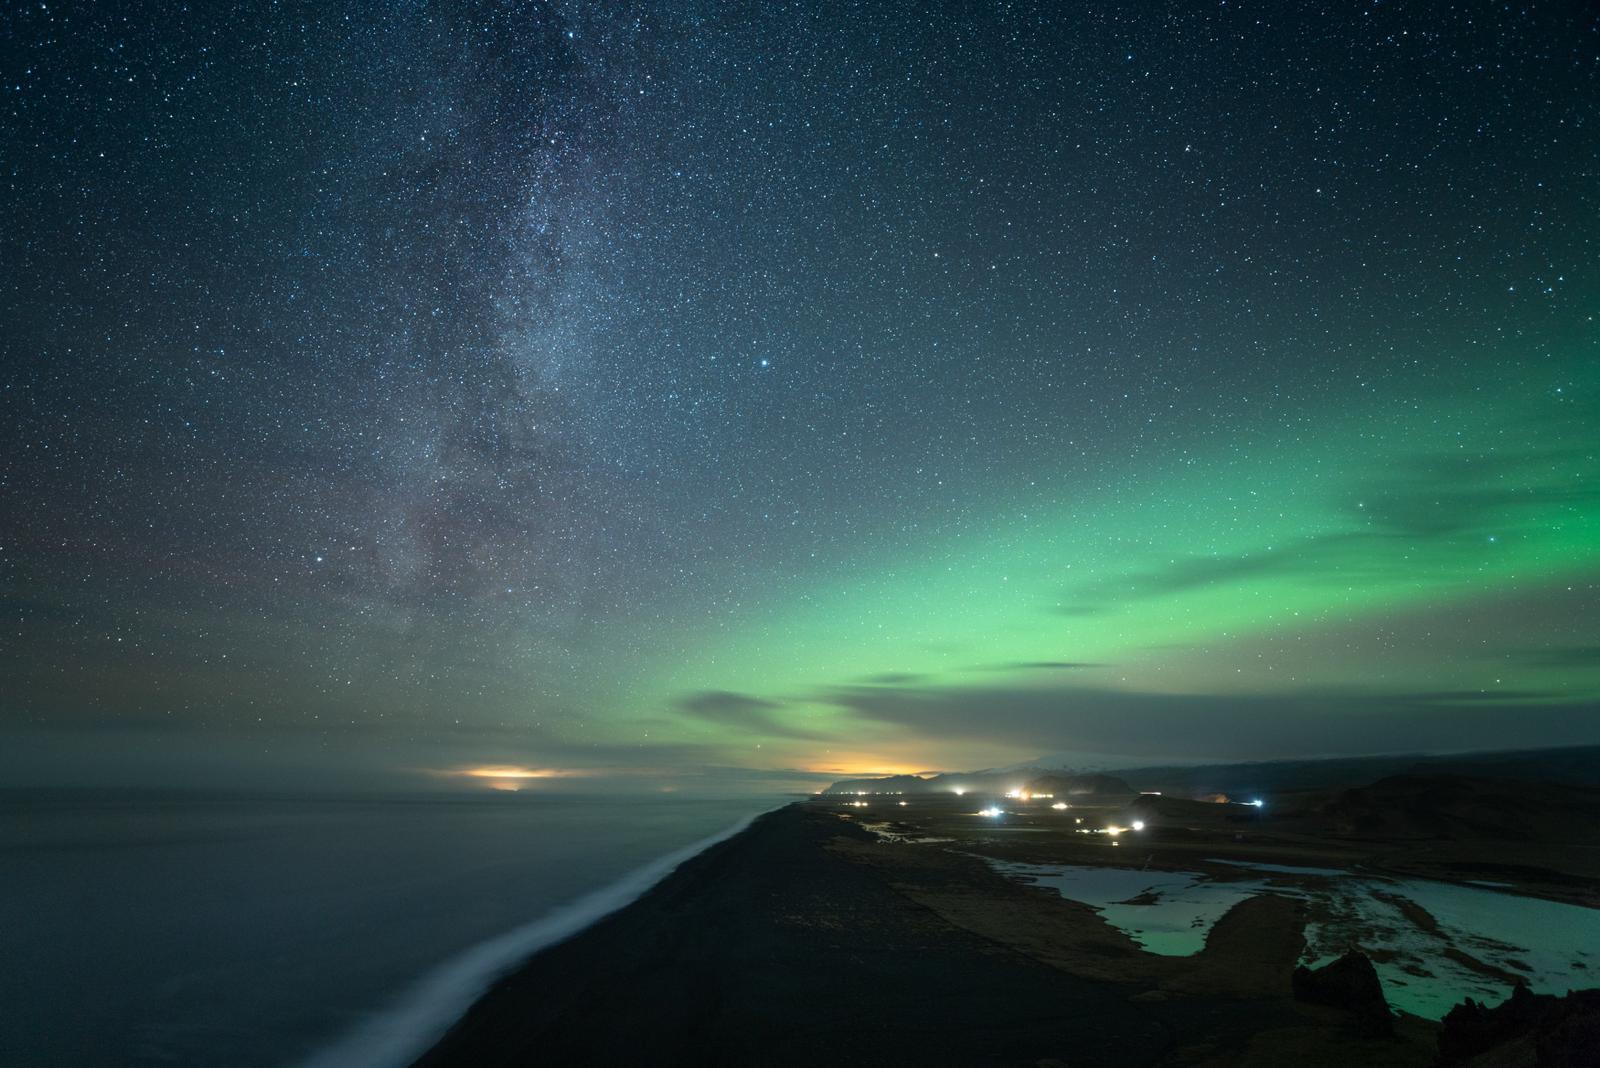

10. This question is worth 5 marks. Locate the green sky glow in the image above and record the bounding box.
[630,347,1599,771]
[7,1,1599,791]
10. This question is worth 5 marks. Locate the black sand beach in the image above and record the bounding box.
[417,803,1313,1067]
[417,783,1600,1067]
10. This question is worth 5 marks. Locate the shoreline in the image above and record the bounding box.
[299,804,778,1068]
[413,803,1321,1067]
[413,795,1599,1066]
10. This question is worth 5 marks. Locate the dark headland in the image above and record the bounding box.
[415,803,1291,1067]
[417,755,1600,1067]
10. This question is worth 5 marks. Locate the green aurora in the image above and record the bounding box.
[631,347,1599,774]
[6,0,1599,791]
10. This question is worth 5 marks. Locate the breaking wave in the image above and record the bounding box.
[297,806,774,1068]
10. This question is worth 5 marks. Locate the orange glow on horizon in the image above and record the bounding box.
[797,756,933,778]
[425,765,601,786]
[460,766,578,779]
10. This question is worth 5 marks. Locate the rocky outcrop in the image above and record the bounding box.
[1291,950,1393,1036]
[1437,984,1600,1066]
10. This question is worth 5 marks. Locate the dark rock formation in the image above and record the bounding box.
[1437,984,1600,1066]
[1291,950,1393,1036]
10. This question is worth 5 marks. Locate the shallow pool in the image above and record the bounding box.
[991,861,1272,956]
[1298,875,1599,1019]
[990,859,1599,1019]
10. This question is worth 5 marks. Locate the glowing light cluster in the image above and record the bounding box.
[429,765,598,791]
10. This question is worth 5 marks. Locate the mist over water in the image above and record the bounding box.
[0,790,773,1067]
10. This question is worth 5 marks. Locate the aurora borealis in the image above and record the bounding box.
[3,1,1597,790]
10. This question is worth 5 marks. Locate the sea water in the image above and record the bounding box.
[0,790,773,1066]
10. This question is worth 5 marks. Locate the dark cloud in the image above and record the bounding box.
[821,682,1600,763]
[1346,448,1599,540]
[687,765,836,788]
[983,661,1104,672]
[858,672,929,685]
[1501,646,1600,671]
[674,690,823,740]
[1073,442,1597,604]
[0,726,831,794]
[1406,689,1560,704]
[1113,533,1369,599]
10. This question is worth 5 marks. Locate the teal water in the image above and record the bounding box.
[991,860,1271,956]
[0,790,772,1066]
[993,858,1599,1019]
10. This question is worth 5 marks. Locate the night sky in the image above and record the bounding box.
[4,1,1597,791]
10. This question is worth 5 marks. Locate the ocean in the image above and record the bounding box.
[0,790,775,1066]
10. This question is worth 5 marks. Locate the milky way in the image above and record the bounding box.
[3,1,1597,789]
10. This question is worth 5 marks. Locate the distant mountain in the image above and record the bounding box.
[820,744,1600,799]
[1086,744,1600,798]
[1025,772,1133,796]
[1313,773,1600,843]
[820,768,1014,796]
[820,774,935,795]
[822,771,985,795]
[820,768,1132,797]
